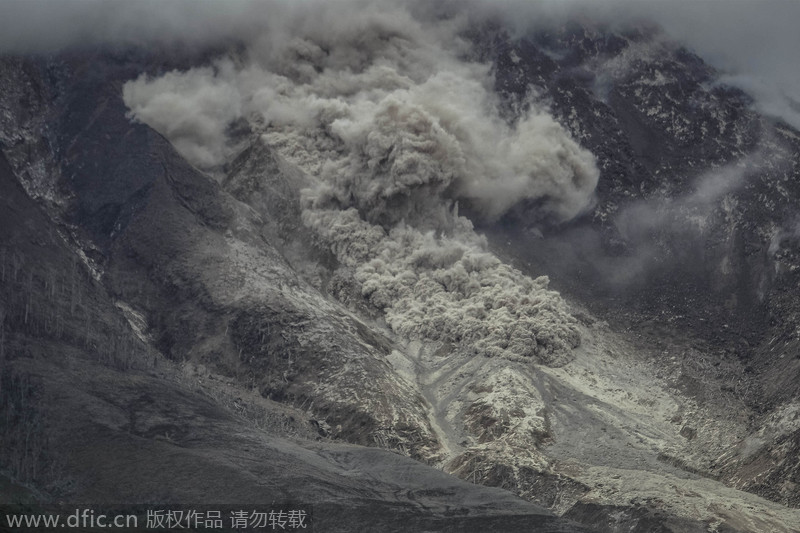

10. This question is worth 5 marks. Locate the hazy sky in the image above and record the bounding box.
[0,0,798,127]
[616,0,800,129]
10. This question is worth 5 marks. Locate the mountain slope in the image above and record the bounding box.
[0,62,591,532]
[1,14,800,533]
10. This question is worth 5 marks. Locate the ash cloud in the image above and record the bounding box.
[120,0,592,364]
[123,66,244,169]
[122,1,599,225]
[305,208,580,364]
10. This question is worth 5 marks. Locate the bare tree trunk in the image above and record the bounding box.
[0,307,5,363]
[85,308,92,348]
[70,259,78,313]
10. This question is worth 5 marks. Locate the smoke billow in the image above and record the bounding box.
[123,3,599,223]
[123,66,244,169]
[305,209,580,364]
[121,0,591,364]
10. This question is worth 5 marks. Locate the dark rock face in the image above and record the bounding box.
[474,23,800,513]
[481,23,800,386]
[2,19,800,533]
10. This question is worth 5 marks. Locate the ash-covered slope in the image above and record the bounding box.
[0,53,590,533]
[1,7,800,533]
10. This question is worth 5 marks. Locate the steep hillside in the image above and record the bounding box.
[0,57,591,532]
[1,11,800,533]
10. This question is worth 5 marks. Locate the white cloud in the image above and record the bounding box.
[3,0,798,127]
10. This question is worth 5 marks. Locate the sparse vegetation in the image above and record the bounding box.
[0,245,153,372]
[0,366,72,497]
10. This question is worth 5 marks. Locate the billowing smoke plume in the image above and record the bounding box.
[124,66,244,169]
[122,0,592,364]
[123,1,599,224]
[305,209,580,364]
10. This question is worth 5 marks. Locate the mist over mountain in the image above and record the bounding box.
[3,0,799,129]
[1,2,800,532]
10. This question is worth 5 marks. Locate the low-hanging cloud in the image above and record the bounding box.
[3,0,798,127]
[632,0,800,130]
[0,0,267,53]
[477,0,800,129]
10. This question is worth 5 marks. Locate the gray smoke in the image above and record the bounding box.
[120,0,591,364]
[304,208,580,365]
[122,2,600,223]
[123,66,244,169]
[616,153,764,245]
